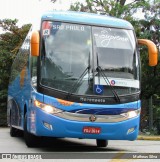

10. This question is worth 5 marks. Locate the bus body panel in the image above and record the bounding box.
[43,94,140,112]
[25,92,141,140]
[28,106,140,140]
[42,11,133,30]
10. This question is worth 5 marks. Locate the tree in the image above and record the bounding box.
[0,19,31,126]
[70,0,150,19]
[138,1,160,99]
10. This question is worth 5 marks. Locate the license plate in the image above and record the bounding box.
[83,127,101,134]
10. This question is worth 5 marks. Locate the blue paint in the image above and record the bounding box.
[35,108,139,140]
[7,11,140,143]
[42,11,133,30]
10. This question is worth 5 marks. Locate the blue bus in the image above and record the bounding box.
[7,11,158,147]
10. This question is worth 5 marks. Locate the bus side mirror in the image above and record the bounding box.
[31,31,40,57]
[138,39,158,66]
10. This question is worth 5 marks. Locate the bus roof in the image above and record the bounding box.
[41,11,133,30]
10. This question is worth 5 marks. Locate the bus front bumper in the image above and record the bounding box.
[29,108,140,141]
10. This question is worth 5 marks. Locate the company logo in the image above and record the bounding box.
[2,154,11,159]
[110,80,115,85]
[89,115,97,122]
[94,85,104,95]
[80,97,106,103]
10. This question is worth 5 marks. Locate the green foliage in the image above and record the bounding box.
[138,1,160,99]
[70,0,150,19]
[153,95,160,118]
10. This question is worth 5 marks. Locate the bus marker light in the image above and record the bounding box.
[127,127,135,134]
[43,121,53,130]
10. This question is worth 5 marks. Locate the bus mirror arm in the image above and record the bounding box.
[138,39,158,66]
[31,31,40,57]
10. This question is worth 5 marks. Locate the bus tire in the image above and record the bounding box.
[24,113,39,147]
[10,114,23,137]
[10,125,18,137]
[96,139,108,147]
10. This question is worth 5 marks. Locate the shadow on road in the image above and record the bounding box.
[15,136,127,152]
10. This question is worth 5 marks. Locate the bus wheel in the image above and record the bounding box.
[10,126,23,137]
[24,114,39,147]
[10,125,18,137]
[96,139,108,147]
[10,114,23,137]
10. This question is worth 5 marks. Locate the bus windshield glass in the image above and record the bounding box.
[40,21,140,97]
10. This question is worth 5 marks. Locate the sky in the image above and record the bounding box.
[0,0,135,25]
[0,0,78,26]
[0,0,85,33]
[0,0,137,33]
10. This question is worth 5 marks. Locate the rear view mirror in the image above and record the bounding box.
[31,31,40,57]
[138,39,158,66]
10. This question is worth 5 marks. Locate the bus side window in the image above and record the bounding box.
[31,56,37,89]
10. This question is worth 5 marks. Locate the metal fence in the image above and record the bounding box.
[141,97,160,135]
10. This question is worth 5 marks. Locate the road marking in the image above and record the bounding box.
[109,152,133,162]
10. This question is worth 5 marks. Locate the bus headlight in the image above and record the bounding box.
[34,100,63,114]
[121,109,141,119]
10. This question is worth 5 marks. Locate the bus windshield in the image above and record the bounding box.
[40,21,140,97]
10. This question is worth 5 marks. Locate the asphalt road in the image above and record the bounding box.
[0,128,160,162]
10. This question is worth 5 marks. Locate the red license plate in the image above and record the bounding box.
[83,127,101,134]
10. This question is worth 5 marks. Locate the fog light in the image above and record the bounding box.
[43,121,53,130]
[127,127,135,134]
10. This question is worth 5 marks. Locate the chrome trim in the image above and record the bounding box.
[54,111,137,123]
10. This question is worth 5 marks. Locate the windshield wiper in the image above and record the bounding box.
[96,66,121,103]
[66,65,90,99]
[66,52,91,99]
[95,52,121,103]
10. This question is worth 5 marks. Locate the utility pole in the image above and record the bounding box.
[149,96,153,131]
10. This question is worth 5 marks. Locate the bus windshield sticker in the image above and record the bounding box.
[93,28,130,49]
[95,77,139,88]
[94,85,104,95]
[42,21,51,36]
[52,24,85,32]
[43,29,50,36]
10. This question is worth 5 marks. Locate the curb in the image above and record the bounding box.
[137,135,160,141]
